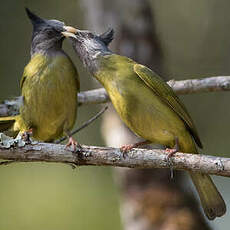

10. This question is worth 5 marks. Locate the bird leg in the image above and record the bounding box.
[120,140,151,154]
[165,137,179,158]
[165,137,179,179]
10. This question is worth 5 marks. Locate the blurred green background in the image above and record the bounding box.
[0,0,230,229]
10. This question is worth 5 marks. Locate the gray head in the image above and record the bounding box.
[62,27,114,72]
[26,8,66,56]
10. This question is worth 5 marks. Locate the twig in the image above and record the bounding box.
[0,76,230,176]
[1,76,230,115]
[77,76,230,105]
[55,106,108,144]
[0,143,229,177]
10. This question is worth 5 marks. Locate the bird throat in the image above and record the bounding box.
[31,34,63,57]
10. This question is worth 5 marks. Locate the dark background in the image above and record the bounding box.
[0,0,229,229]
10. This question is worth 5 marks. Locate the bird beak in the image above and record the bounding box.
[62,26,78,38]
[61,31,77,39]
[63,26,78,33]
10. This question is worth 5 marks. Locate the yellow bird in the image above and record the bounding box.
[0,9,80,147]
[62,27,226,220]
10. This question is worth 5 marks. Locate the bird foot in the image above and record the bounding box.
[120,144,135,158]
[22,129,33,143]
[120,141,150,158]
[165,138,179,179]
[120,144,135,152]
[165,148,178,158]
[165,148,178,179]
[66,137,82,153]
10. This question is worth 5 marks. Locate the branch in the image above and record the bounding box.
[1,76,230,113]
[0,143,229,177]
[1,76,230,176]
[78,76,230,105]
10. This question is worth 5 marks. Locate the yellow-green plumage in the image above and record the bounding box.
[94,54,226,220]
[0,9,80,143]
[63,27,226,219]
[96,55,197,150]
[0,53,79,142]
[20,53,79,141]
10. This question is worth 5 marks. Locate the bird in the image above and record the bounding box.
[0,9,80,148]
[61,27,226,220]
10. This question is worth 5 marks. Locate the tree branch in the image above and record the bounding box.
[1,76,230,176]
[0,143,229,177]
[78,76,230,105]
[1,76,230,112]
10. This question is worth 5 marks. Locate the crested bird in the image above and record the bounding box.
[0,9,80,148]
[62,27,226,219]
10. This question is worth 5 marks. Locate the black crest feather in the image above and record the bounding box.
[99,28,114,46]
[25,8,44,25]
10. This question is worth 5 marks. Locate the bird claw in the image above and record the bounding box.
[165,148,177,157]
[65,137,82,153]
[22,129,33,144]
[120,141,151,158]
[120,144,134,152]
[165,148,178,179]
[120,144,134,158]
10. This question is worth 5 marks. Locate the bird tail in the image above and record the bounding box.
[0,116,19,137]
[0,116,17,131]
[182,142,226,220]
[189,172,226,220]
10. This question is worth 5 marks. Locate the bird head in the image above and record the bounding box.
[62,26,114,48]
[62,26,114,70]
[25,8,68,55]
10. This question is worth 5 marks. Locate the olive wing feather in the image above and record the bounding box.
[134,64,203,149]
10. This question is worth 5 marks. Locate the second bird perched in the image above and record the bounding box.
[62,27,226,220]
[0,9,80,148]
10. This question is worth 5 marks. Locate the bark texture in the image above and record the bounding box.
[0,142,229,177]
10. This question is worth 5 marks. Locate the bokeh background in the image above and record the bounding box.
[0,0,230,229]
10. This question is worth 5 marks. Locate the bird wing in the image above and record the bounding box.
[19,57,47,89]
[74,72,80,91]
[20,71,27,89]
[134,64,203,148]
[19,63,40,89]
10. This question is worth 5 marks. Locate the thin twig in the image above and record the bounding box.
[55,106,108,144]
[1,76,230,115]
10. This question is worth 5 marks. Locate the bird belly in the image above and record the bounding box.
[107,82,193,149]
[20,64,77,141]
